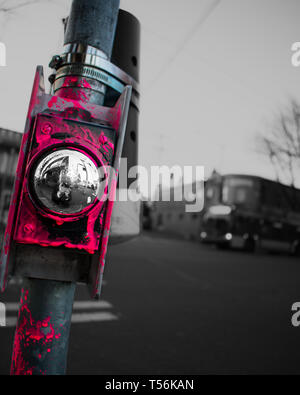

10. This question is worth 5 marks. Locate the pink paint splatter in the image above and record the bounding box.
[11,289,63,375]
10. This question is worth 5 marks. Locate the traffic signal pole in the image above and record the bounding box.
[10,0,120,375]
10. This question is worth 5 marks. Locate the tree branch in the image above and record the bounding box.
[257,99,300,186]
[0,0,49,13]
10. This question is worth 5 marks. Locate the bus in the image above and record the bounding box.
[200,174,300,254]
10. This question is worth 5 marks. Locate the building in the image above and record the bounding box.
[149,176,211,240]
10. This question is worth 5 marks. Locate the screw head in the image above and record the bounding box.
[84,233,90,241]
[24,224,34,234]
[41,123,53,135]
[49,55,62,70]
[48,74,56,85]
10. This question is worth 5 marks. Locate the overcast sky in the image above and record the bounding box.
[0,0,299,189]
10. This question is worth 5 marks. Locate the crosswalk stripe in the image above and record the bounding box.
[3,312,118,328]
[72,301,113,310]
[71,312,118,323]
[5,300,112,312]
[4,317,17,327]
[9,279,108,287]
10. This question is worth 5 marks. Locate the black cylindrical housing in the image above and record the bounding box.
[111,9,140,83]
[105,10,141,188]
[64,0,120,58]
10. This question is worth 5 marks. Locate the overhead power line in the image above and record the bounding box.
[145,0,221,94]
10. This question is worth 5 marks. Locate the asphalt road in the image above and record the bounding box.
[1,232,300,375]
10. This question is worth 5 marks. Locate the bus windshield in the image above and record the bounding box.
[222,177,259,209]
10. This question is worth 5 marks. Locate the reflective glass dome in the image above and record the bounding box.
[32,149,101,215]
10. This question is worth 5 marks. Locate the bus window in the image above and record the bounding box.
[222,177,259,210]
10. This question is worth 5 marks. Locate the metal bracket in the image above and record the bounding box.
[51,44,139,109]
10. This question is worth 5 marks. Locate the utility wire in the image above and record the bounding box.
[145,0,221,95]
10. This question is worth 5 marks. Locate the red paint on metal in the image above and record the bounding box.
[55,76,92,104]
[11,289,64,375]
[0,67,44,291]
[99,132,115,154]
[93,175,118,297]
[1,65,131,299]
[48,96,58,109]
[46,93,114,125]
[14,110,113,253]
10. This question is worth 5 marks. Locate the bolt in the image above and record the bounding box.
[48,74,56,85]
[84,233,90,241]
[24,224,34,234]
[41,124,53,135]
[49,55,62,70]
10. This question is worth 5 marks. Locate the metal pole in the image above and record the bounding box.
[11,0,120,375]
[64,0,119,60]
[62,0,120,106]
[11,279,75,375]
